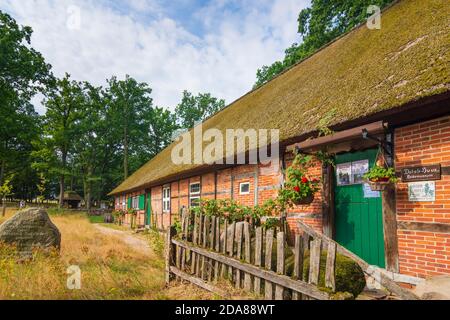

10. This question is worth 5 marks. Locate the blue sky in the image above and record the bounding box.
[0,0,310,113]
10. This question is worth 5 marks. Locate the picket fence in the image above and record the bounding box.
[165,209,337,300]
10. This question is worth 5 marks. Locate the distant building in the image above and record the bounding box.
[60,191,83,209]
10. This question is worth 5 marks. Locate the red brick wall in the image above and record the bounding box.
[395,115,450,278]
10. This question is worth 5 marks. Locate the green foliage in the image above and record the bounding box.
[175,91,225,129]
[279,153,321,206]
[363,165,397,183]
[254,0,395,87]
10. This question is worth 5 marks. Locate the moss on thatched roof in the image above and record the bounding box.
[109,0,449,196]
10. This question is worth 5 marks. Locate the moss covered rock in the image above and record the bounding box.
[283,247,366,298]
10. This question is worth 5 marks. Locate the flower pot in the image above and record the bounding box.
[368,180,391,191]
[293,194,315,205]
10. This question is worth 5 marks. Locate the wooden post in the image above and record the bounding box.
[221,219,228,278]
[382,184,399,273]
[191,213,198,274]
[165,226,176,284]
[292,234,304,300]
[325,242,336,292]
[264,228,274,300]
[254,227,263,295]
[214,217,221,283]
[228,221,236,280]
[275,232,285,300]
[243,222,252,291]
[202,216,210,280]
[322,164,335,238]
[235,223,243,289]
[309,239,321,286]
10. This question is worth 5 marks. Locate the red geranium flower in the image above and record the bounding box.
[312,178,319,183]
[293,186,300,192]
[301,177,308,183]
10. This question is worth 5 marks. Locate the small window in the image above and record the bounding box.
[239,182,250,195]
[163,187,171,213]
[132,196,139,209]
[189,182,201,207]
[190,182,201,195]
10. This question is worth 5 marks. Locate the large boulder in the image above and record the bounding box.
[0,207,61,258]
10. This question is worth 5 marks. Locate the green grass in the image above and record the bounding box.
[87,215,104,224]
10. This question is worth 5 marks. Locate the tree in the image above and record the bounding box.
[254,0,395,87]
[42,74,84,207]
[0,175,13,216]
[175,91,225,129]
[0,11,52,192]
[106,75,154,180]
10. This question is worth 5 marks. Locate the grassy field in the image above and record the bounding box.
[0,208,223,300]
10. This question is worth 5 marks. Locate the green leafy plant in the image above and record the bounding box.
[279,153,321,206]
[363,165,397,183]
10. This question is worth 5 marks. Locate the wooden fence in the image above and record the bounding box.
[165,209,337,300]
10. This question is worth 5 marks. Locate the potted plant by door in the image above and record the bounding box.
[279,154,321,206]
[363,165,397,191]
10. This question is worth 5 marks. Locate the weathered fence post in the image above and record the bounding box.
[292,233,304,300]
[254,226,263,295]
[309,239,322,286]
[243,222,252,291]
[275,232,285,300]
[264,228,274,300]
[165,226,176,284]
[325,242,336,292]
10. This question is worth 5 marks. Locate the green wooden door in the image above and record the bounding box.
[334,149,385,268]
[146,193,151,226]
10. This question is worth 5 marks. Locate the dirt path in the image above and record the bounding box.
[94,224,153,255]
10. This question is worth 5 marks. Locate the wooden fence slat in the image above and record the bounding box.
[325,241,336,292]
[202,216,210,280]
[235,223,243,289]
[196,214,203,277]
[208,217,216,282]
[309,239,322,286]
[221,219,228,278]
[228,221,236,280]
[264,228,274,300]
[191,214,198,274]
[275,232,285,300]
[292,234,304,300]
[243,222,252,291]
[254,227,263,295]
[165,227,176,284]
[214,217,221,283]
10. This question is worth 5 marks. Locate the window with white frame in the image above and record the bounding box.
[163,187,171,213]
[189,182,201,207]
[132,196,139,209]
[239,182,250,195]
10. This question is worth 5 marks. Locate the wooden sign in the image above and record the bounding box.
[401,164,441,182]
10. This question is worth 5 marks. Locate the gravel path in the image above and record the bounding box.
[94,224,152,255]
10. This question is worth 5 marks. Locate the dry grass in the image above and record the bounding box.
[0,209,223,300]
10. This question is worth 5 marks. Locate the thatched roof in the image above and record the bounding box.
[61,191,83,201]
[109,0,449,196]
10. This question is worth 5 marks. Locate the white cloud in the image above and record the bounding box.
[0,0,309,114]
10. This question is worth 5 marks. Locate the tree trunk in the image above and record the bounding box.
[0,158,5,188]
[123,125,129,180]
[59,151,67,208]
